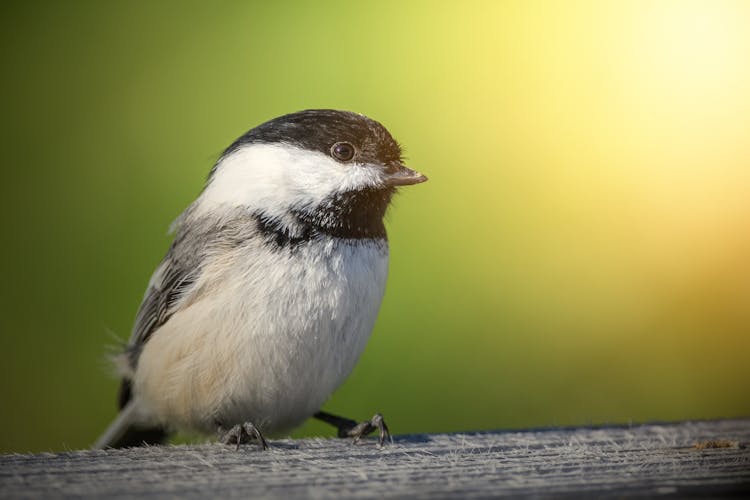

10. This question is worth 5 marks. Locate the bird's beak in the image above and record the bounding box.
[383,164,428,187]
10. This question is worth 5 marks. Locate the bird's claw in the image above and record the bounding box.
[314,410,393,447]
[346,413,392,447]
[217,422,268,451]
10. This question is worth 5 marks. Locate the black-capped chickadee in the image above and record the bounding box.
[94,109,427,450]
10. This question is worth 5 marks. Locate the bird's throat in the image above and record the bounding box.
[295,187,393,241]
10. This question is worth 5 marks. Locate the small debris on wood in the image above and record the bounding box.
[692,439,740,449]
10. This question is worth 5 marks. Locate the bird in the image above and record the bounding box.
[93,109,427,450]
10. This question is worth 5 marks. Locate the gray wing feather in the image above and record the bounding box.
[130,251,198,348]
[117,216,206,409]
[126,212,209,358]
[126,209,257,355]
[116,209,258,410]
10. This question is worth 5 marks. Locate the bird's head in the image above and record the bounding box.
[196,110,427,225]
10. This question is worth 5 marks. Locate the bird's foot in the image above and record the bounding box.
[217,422,268,451]
[347,413,392,446]
[314,411,392,447]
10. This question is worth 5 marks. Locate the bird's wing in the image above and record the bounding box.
[125,209,260,356]
[129,246,200,349]
[118,210,257,408]
[117,216,210,409]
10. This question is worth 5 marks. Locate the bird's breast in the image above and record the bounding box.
[134,236,389,434]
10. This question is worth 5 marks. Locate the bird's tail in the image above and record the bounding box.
[92,401,169,449]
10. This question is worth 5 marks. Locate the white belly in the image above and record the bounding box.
[133,237,389,435]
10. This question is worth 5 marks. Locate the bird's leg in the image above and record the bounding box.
[217,421,269,451]
[314,411,392,446]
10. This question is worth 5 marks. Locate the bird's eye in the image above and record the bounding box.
[331,142,355,162]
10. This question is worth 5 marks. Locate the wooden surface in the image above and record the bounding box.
[2,419,749,499]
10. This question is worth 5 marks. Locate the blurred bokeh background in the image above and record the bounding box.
[2,0,749,453]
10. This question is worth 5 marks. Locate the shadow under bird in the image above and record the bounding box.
[94,109,427,450]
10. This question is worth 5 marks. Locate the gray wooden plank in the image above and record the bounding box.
[1,419,749,499]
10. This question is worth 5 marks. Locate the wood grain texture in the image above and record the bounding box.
[2,419,749,499]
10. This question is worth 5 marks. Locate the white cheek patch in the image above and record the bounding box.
[196,145,293,217]
[195,144,384,217]
[292,159,383,202]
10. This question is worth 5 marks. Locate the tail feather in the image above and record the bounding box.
[93,401,168,449]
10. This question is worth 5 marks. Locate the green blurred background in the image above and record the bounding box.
[2,0,749,453]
